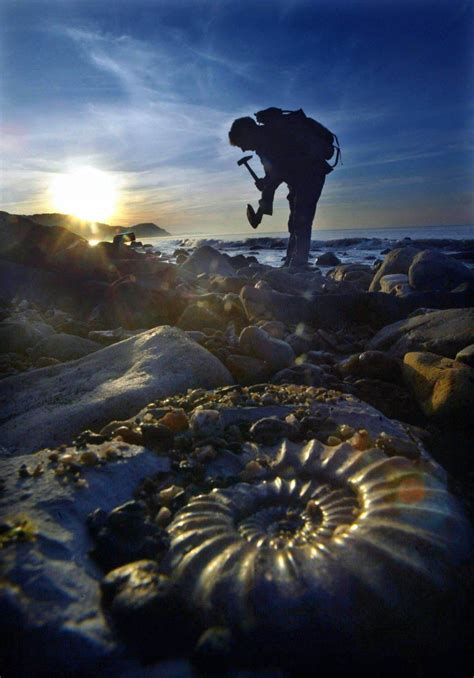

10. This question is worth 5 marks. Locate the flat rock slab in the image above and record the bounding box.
[0,442,170,675]
[403,351,474,423]
[0,326,233,456]
[368,308,474,358]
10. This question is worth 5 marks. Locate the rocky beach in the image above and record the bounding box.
[1,211,473,676]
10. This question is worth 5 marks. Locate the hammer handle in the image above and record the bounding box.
[243,162,259,183]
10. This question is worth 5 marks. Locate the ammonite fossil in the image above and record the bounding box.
[163,438,472,668]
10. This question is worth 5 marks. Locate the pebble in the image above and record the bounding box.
[249,417,296,445]
[158,409,189,432]
[113,426,144,446]
[155,506,172,526]
[100,560,187,661]
[141,423,174,449]
[159,485,185,505]
[190,409,223,438]
[193,444,217,462]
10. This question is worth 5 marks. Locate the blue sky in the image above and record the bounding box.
[1,0,472,234]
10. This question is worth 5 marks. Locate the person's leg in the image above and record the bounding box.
[284,187,296,265]
[289,173,325,266]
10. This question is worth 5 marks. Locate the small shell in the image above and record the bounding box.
[163,438,471,661]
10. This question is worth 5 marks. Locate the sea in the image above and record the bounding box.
[139,224,474,269]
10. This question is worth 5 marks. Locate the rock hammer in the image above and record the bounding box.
[237,155,260,182]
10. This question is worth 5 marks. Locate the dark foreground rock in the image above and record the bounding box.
[408,249,474,291]
[368,308,474,357]
[0,442,170,676]
[0,326,233,456]
[369,246,420,291]
[1,382,471,675]
[180,245,236,277]
[241,284,474,329]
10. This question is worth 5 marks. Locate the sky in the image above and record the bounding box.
[1,0,473,235]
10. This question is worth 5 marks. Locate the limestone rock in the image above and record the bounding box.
[0,442,170,675]
[240,285,314,324]
[180,245,236,277]
[326,263,373,290]
[338,351,403,383]
[259,320,286,339]
[456,344,474,368]
[261,268,326,296]
[0,318,55,353]
[239,325,295,371]
[0,326,233,456]
[403,351,474,423]
[176,304,225,331]
[367,308,474,358]
[225,354,269,384]
[379,273,410,295]
[272,362,331,387]
[88,276,175,330]
[369,246,419,292]
[31,333,101,362]
[315,251,341,266]
[408,250,474,292]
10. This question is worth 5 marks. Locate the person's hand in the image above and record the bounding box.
[254,178,266,191]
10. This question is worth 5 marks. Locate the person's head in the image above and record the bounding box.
[228,117,259,151]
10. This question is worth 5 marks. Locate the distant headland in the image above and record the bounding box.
[3,211,171,240]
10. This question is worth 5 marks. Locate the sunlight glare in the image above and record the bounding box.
[50,167,118,222]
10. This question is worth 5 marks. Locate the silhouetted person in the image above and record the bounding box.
[229,110,337,268]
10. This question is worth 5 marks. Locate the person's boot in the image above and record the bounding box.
[246,204,262,229]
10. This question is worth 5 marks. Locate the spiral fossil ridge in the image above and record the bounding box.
[163,437,471,644]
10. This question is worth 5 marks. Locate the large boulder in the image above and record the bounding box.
[240,284,314,324]
[0,441,171,675]
[0,326,233,455]
[327,263,373,290]
[337,350,403,383]
[403,351,474,423]
[0,318,55,353]
[315,251,341,266]
[368,308,474,358]
[369,246,419,292]
[260,268,327,296]
[239,325,295,371]
[176,304,226,331]
[408,250,474,292]
[30,333,101,362]
[88,276,175,329]
[180,245,236,277]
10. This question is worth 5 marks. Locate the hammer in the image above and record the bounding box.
[237,155,260,182]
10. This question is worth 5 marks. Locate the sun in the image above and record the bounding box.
[50,167,118,222]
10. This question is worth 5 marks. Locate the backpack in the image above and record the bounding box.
[254,107,341,168]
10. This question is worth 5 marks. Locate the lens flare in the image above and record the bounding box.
[50,167,118,222]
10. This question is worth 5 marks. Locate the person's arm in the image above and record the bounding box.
[255,161,283,216]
